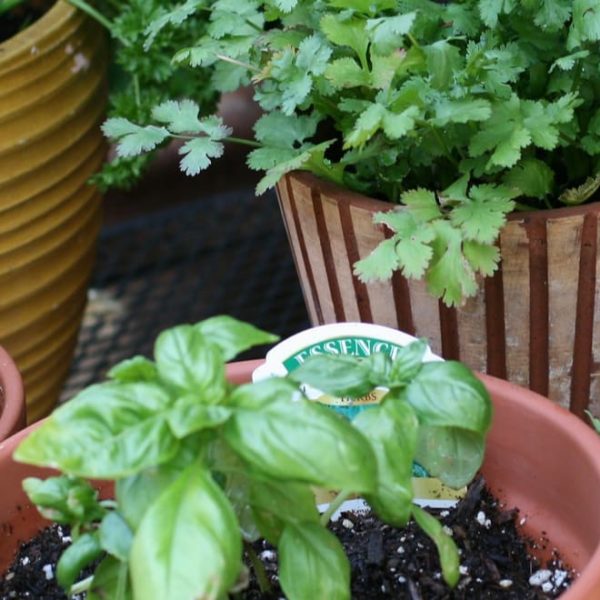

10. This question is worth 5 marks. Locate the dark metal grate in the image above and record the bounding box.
[61,188,310,401]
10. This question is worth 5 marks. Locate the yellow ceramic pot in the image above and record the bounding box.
[0,1,107,422]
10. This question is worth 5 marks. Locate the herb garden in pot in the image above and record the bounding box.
[102,0,600,418]
[1,316,600,599]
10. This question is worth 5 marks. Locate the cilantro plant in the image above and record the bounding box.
[15,316,491,600]
[64,0,219,189]
[101,0,600,305]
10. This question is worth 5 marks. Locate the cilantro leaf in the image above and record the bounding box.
[102,118,169,157]
[253,111,321,147]
[152,100,203,134]
[463,241,500,277]
[178,138,225,175]
[355,211,435,281]
[366,13,416,54]
[400,189,442,222]
[433,99,491,126]
[450,185,515,244]
[325,58,370,89]
[502,158,555,198]
[426,221,478,306]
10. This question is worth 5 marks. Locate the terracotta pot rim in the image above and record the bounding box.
[2,360,600,599]
[0,346,25,441]
[285,171,600,222]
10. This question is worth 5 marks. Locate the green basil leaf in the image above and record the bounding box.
[130,465,242,600]
[167,399,231,438]
[353,397,417,525]
[224,399,376,493]
[250,479,320,544]
[208,438,261,542]
[99,512,133,561]
[15,383,180,479]
[154,325,226,400]
[108,356,158,383]
[116,438,201,530]
[415,425,486,488]
[22,476,105,524]
[387,340,428,387]
[288,354,375,397]
[88,556,132,600]
[412,505,459,587]
[404,361,492,433]
[56,532,102,590]
[229,378,299,409]
[279,522,350,600]
[195,315,279,360]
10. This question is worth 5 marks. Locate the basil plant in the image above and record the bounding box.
[15,316,492,600]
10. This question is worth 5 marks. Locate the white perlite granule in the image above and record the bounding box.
[529,569,552,586]
[42,564,54,580]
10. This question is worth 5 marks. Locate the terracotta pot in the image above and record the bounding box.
[0,1,108,422]
[0,346,25,441]
[1,360,600,598]
[276,172,600,417]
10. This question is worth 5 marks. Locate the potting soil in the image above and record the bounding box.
[0,478,573,599]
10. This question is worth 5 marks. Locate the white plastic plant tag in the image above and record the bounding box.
[253,323,465,508]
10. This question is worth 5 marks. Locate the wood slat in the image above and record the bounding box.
[526,219,549,397]
[457,278,488,374]
[500,221,530,389]
[571,214,598,416]
[547,215,584,409]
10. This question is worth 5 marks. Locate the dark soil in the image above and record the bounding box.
[244,478,573,599]
[0,0,53,43]
[0,478,574,599]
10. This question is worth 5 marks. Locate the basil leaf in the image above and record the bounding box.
[56,532,102,590]
[387,340,428,387]
[130,465,242,600]
[167,400,231,438]
[412,504,459,587]
[279,522,350,600]
[353,397,417,525]
[289,354,375,397]
[404,361,492,433]
[15,383,180,478]
[250,479,320,544]
[22,476,105,524]
[116,439,201,530]
[415,425,486,488]
[229,377,299,409]
[108,356,158,383]
[224,398,376,493]
[99,512,133,561]
[154,325,226,400]
[88,556,132,600]
[195,315,279,360]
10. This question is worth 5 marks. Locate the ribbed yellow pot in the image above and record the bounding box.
[0,1,107,422]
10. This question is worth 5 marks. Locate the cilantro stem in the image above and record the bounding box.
[70,575,93,595]
[67,0,118,40]
[133,75,141,111]
[319,489,353,526]
[407,33,421,49]
[215,54,260,73]
[244,542,272,594]
[224,137,262,148]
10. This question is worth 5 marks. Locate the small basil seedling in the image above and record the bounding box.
[16,316,492,600]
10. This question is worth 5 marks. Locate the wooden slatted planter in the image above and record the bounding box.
[276,171,600,417]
